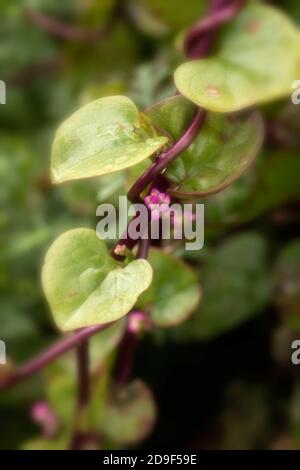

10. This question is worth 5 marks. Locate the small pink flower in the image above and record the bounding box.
[144,189,171,220]
[128,311,152,333]
[31,401,59,438]
[113,244,127,257]
[160,193,171,205]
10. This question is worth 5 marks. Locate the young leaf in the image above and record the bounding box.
[101,380,156,445]
[174,4,300,112]
[42,228,153,331]
[51,96,168,184]
[137,248,202,327]
[146,96,263,197]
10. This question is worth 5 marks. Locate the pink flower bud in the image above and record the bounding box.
[128,311,152,333]
[144,189,171,221]
[31,401,59,438]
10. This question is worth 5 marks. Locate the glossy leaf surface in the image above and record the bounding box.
[42,228,153,331]
[51,96,168,183]
[175,4,300,112]
[147,96,263,197]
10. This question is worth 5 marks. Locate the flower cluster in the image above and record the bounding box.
[144,188,171,221]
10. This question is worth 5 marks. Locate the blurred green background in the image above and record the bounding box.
[0,0,300,450]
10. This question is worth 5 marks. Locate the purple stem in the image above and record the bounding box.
[113,311,148,385]
[113,240,150,385]
[137,237,150,260]
[1,0,241,395]
[111,215,140,260]
[76,341,90,408]
[0,323,112,390]
[112,210,151,260]
[185,0,242,58]
[113,326,139,385]
[128,108,206,203]
[117,0,239,248]
[69,341,90,450]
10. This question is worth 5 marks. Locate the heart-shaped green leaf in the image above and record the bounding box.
[174,4,300,112]
[146,96,263,197]
[42,228,153,331]
[51,95,168,184]
[101,380,156,445]
[138,248,202,327]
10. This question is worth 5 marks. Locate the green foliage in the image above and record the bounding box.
[1,0,300,452]
[128,0,208,36]
[202,149,300,229]
[21,321,128,449]
[147,96,264,197]
[0,6,56,78]
[22,436,67,450]
[51,96,168,183]
[138,248,201,326]
[243,151,300,220]
[175,4,300,112]
[171,233,271,340]
[42,229,153,330]
[28,348,155,448]
[100,380,156,445]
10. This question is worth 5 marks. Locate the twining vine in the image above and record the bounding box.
[1,0,239,390]
[1,0,299,450]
